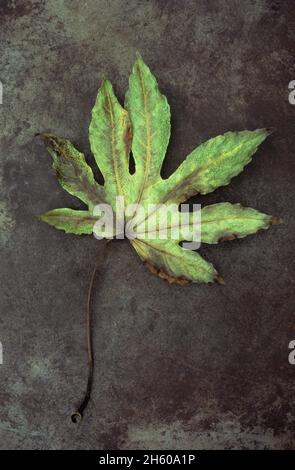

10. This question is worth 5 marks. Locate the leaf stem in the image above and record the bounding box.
[71,240,110,423]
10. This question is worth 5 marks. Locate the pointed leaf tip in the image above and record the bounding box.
[270,216,283,225]
[135,51,143,60]
[265,126,276,136]
[101,78,111,89]
[215,274,225,285]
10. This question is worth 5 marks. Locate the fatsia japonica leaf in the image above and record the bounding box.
[89,79,132,207]
[38,208,97,235]
[141,128,271,209]
[132,239,218,285]
[39,55,281,284]
[125,54,171,205]
[41,134,105,210]
[200,203,281,244]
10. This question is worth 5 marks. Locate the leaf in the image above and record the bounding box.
[163,202,281,245]
[200,203,281,244]
[131,239,219,284]
[39,55,281,284]
[160,129,271,203]
[125,54,171,205]
[89,80,132,207]
[40,134,105,210]
[137,129,270,214]
[39,208,97,235]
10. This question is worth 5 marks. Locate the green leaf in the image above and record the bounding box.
[131,239,219,284]
[39,55,281,284]
[39,208,97,235]
[89,80,132,207]
[41,134,104,210]
[200,203,281,244]
[125,54,171,205]
[141,129,271,209]
[134,203,282,246]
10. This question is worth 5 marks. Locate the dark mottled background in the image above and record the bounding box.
[0,0,294,450]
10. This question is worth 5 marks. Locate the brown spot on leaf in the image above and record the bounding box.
[124,122,132,155]
[144,261,190,285]
[40,133,65,156]
[218,233,237,243]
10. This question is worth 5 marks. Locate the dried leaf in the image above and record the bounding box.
[39,55,281,284]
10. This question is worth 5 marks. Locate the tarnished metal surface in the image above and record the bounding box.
[0,0,294,449]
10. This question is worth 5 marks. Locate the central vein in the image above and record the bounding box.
[106,91,123,197]
[136,64,152,206]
